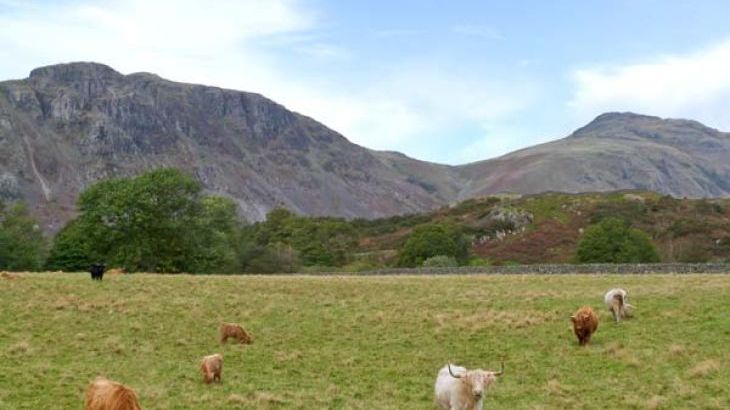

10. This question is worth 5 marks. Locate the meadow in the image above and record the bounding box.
[0,273,728,409]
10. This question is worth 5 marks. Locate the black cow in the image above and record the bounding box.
[90,263,106,281]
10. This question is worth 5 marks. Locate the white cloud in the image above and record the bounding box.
[285,64,536,161]
[0,0,534,164]
[0,0,314,82]
[570,39,730,129]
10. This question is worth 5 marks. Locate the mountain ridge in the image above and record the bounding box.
[1,62,729,232]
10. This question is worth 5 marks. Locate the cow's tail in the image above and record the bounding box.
[611,293,625,322]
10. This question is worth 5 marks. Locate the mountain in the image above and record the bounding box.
[457,112,730,199]
[1,62,729,233]
[0,62,452,231]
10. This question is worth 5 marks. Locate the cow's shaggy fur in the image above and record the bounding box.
[434,363,503,410]
[220,322,252,344]
[200,353,223,384]
[571,306,598,346]
[90,263,105,281]
[604,288,633,322]
[84,377,141,410]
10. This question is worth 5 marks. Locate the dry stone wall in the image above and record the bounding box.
[322,263,730,275]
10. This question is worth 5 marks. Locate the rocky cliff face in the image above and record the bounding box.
[0,62,451,231]
[1,63,729,233]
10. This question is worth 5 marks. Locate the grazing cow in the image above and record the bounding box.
[200,353,223,384]
[571,306,598,346]
[90,263,106,281]
[434,362,504,410]
[84,377,141,410]
[604,288,633,322]
[220,322,252,344]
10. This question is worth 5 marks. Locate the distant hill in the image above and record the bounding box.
[457,112,730,199]
[1,62,729,232]
[351,191,730,266]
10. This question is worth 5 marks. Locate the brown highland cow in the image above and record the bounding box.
[571,306,598,346]
[200,353,223,384]
[84,377,141,410]
[220,322,253,344]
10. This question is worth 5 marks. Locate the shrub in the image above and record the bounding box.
[589,199,648,224]
[397,224,468,267]
[243,243,300,273]
[0,202,46,271]
[668,218,710,238]
[45,219,94,271]
[694,199,725,215]
[471,218,517,239]
[676,243,711,263]
[576,218,660,263]
[422,255,459,268]
[467,257,492,267]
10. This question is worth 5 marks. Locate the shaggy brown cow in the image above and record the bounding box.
[571,306,598,346]
[200,353,223,384]
[84,377,141,410]
[220,322,253,344]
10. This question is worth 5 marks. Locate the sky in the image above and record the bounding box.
[2,0,730,165]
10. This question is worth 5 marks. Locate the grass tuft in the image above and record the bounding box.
[688,360,720,378]
[647,395,663,409]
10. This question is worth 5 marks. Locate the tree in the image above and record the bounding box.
[48,168,245,273]
[188,196,242,273]
[246,209,357,271]
[397,223,468,267]
[0,202,46,271]
[576,218,660,263]
[45,219,95,271]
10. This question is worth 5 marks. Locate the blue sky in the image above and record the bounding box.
[2,1,730,164]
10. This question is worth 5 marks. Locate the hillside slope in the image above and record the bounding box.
[0,62,452,231]
[352,191,730,265]
[458,112,730,199]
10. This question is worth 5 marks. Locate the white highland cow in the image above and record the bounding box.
[434,363,504,410]
[604,288,634,322]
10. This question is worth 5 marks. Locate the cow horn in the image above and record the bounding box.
[448,364,462,379]
[493,361,505,376]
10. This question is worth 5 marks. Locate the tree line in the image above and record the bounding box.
[0,168,662,273]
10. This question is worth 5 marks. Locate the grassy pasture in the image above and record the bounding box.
[0,273,728,409]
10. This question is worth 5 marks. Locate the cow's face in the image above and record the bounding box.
[465,370,496,399]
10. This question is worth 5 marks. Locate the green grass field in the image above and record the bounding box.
[1,273,728,409]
